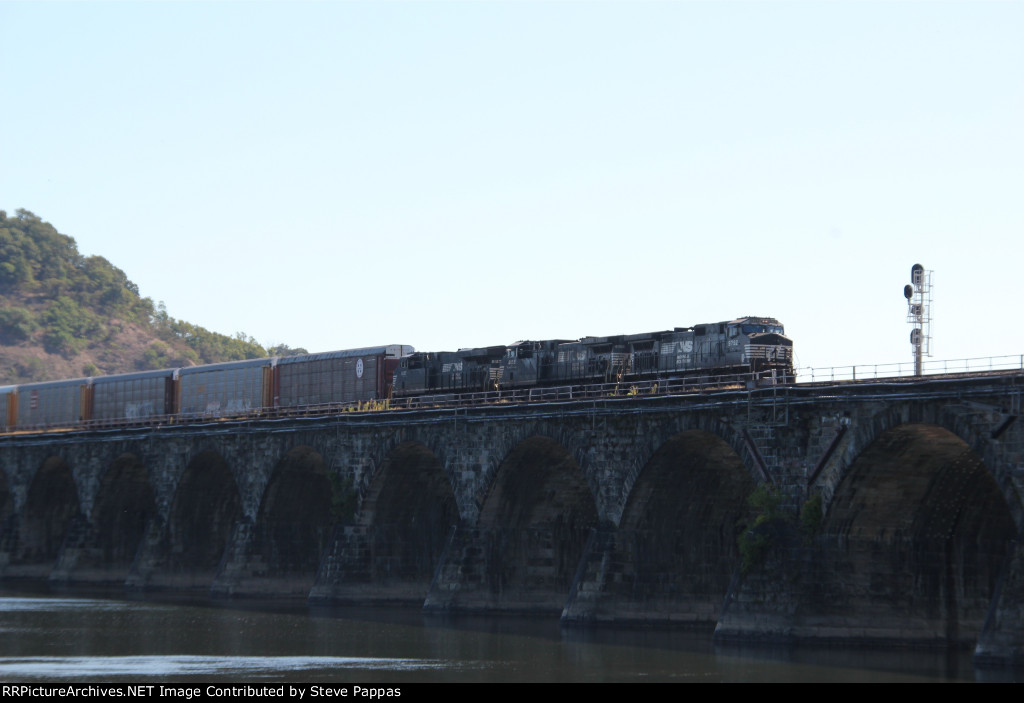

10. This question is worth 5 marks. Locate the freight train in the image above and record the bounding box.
[0,316,792,433]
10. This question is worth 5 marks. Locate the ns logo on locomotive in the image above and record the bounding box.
[0,316,792,433]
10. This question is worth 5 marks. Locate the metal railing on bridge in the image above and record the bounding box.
[0,369,785,436]
[383,370,779,411]
[796,354,1024,384]
[5,355,1023,436]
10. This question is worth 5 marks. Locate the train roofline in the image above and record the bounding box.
[277,345,414,364]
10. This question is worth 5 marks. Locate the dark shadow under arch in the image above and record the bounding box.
[0,470,14,562]
[165,450,243,583]
[821,423,1015,646]
[568,429,758,625]
[91,453,157,572]
[255,446,336,583]
[359,441,459,587]
[18,457,81,567]
[471,435,599,611]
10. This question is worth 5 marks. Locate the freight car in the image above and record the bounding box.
[178,357,274,418]
[173,345,415,420]
[11,377,90,429]
[276,346,411,409]
[0,385,13,432]
[0,345,413,431]
[91,368,176,422]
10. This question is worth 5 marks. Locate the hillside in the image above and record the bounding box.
[0,209,303,384]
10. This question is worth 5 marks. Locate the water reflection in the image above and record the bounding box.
[0,586,1004,682]
[0,655,462,680]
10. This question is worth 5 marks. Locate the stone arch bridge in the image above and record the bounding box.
[2,372,1023,666]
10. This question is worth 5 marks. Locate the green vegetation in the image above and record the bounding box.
[42,296,101,354]
[149,300,268,365]
[0,208,290,382]
[268,343,309,357]
[737,488,827,574]
[0,210,152,322]
[737,485,786,575]
[0,306,38,342]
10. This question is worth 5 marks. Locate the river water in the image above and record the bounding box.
[0,585,1007,682]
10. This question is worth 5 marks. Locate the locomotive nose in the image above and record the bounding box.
[749,332,792,347]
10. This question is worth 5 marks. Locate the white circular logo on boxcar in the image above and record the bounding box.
[356,358,364,378]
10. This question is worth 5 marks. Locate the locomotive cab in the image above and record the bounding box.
[393,352,435,394]
[727,317,793,378]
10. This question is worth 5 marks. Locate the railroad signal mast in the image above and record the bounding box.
[903,263,933,376]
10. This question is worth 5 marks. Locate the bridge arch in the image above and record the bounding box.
[567,429,760,625]
[17,456,82,571]
[359,440,455,525]
[88,452,157,577]
[352,440,458,595]
[470,434,599,612]
[623,429,760,555]
[819,421,1015,646]
[252,445,336,592]
[611,417,757,527]
[165,449,244,584]
[479,435,598,528]
[473,422,605,520]
[817,401,1021,525]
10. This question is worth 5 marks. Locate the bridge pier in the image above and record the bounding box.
[975,541,1024,667]
[561,525,741,627]
[714,387,1024,665]
[423,525,589,614]
[208,519,258,598]
[310,522,445,605]
[714,530,1008,647]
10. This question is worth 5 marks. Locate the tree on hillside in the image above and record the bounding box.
[0,209,274,376]
[268,344,309,357]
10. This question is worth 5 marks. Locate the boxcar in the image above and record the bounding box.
[90,368,177,423]
[15,378,89,429]
[178,358,275,418]
[276,345,412,408]
[0,385,15,431]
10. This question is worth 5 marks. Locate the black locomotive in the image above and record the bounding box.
[393,316,793,395]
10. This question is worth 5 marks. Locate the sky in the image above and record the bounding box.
[2,0,1022,375]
